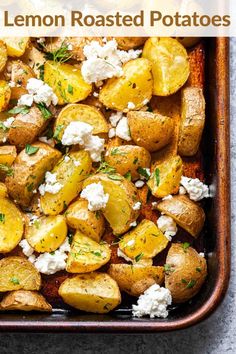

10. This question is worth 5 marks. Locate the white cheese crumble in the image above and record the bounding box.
[39,172,63,196]
[133,202,142,210]
[38,136,55,147]
[117,248,133,263]
[179,186,187,195]
[115,117,131,141]
[3,117,15,128]
[127,102,135,109]
[152,202,158,208]
[135,180,145,188]
[81,39,141,84]
[157,215,178,241]
[132,284,172,319]
[81,182,109,211]
[61,121,105,162]
[18,94,34,107]
[180,176,210,201]
[19,239,34,257]
[162,194,173,201]
[64,155,70,162]
[130,221,137,227]
[108,128,116,138]
[199,252,205,258]
[109,111,123,127]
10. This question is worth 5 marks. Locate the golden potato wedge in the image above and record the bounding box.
[65,199,105,242]
[142,37,190,96]
[66,231,111,273]
[0,290,52,312]
[3,37,29,57]
[105,145,151,180]
[119,219,168,260]
[127,111,174,152]
[8,106,48,148]
[178,87,205,156]
[113,37,147,50]
[148,155,183,198]
[0,40,7,73]
[0,112,9,144]
[108,264,164,297]
[82,173,140,234]
[0,197,24,253]
[25,215,67,253]
[40,150,92,215]
[0,80,11,112]
[165,243,207,303]
[157,195,206,237]
[59,272,121,313]
[0,145,17,166]
[5,142,62,207]
[54,103,109,142]
[44,61,92,105]
[0,182,7,198]
[22,45,46,78]
[0,256,41,292]
[99,58,153,111]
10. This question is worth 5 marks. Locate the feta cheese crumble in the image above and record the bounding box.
[18,94,34,107]
[3,117,15,129]
[132,284,172,318]
[19,239,34,257]
[135,180,145,188]
[108,128,116,138]
[199,252,205,258]
[39,172,63,196]
[81,182,109,211]
[38,136,55,147]
[61,121,105,162]
[180,176,210,201]
[127,102,135,109]
[115,117,131,141]
[109,111,123,127]
[133,202,142,210]
[130,221,137,227]
[157,215,178,241]
[162,194,173,201]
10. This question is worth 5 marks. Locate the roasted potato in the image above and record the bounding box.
[22,45,46,78]
[5,142,62,207]
[119,219,169,260]
[0,197,24,253]
[44,61,92,105]
[54,103,109,141]
[40,150,92,215]
[109,37,146,50]
[66,231,111,273]
[25,215,67,253]
[105,145,151,180]
[0,112,9,144]
[175,37,201,48]
[165,243,207,303]
[127,111,174,152]
[142,37,190,96]
[65,199,105,242]
[108,264,164,297]
[0,182,7,198]
[59,272,121,313]
[0,290,52,312]
[178,87,205,156]
[157,195,205,237]
[0,80,11,112]
[148,155,183,198]
[2,37,29,57]
[0,40,7,73]
[99,58,153,111]
[0,145,17,166]
[8,106,48,148]
[0,256,41,292]
[82,173,140,234]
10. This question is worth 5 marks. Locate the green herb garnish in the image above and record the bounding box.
[53,124,64,142]
[0,164,14,176]
[45,42,72,63]
[133,157,139,165]
[186,279,197,289]
[135,253,144,263]
[138,167,150,180]
[37,103,52,120]
[181,278,188,284]
[182,242,190,252]
[27,183,34,192]
[8,106,30,115]
[154,168,160,186]
[164,264,172,274]
[11,277,20,285]
[25,144,39,155]
[0,122,8,131]
[124,171,132,181]
[0,213,5,223]
[91,251,102,257]
[196,267,202,273]
[108,174,123,181]
[96,161,116,175]
[67,84,74,94]
[110,148,127,156]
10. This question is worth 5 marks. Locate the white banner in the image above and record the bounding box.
[0,0,234,37]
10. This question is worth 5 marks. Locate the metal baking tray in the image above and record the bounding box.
[0,37,230,332]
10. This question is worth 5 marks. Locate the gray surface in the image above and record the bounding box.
[0,39,235,354]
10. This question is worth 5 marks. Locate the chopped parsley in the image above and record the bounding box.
[124,171,132,181]
[107,174,123,181]
[0,213,5,223]
[96,161,116,175]
[8,106,30,115]
[0,164,14,176]
[26,183,34,192]
[25,144,39,155]
[133,157,139,165]
[67,84,74,94]
[164,264,172,274]
[45,42,72,63]
[154,168,160,186]
[37,103,52,120]
[182,242,190,252]
[138,167,150,180]
[53,124,64,142]
[181,278,188,284]
[196,267,202,273]
[91,251,102,257]
[110,148,127,156]
[135,252,144,263]
[0,122,8,132]
[186,279,197,289]
[10,277,20,285]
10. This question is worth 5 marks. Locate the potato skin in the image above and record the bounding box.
[59,272,121,313]
[0,40,7,73]
[0,290,52,312]
[157,195,205,237]
[109,37,146,50]
[108,264,164,297]
[105,145,151,180]
[5,142,62,207]
[178,87,205,156]
[165,243,207,303]
[65,199,105,242]
[99,58,153,111]
[128,111,174,152]
[0,256,41,292]
[0,80,11,112]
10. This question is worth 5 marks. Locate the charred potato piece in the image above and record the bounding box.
[165,243,207,303]
[108,264,164,297]
[105,145,151,180]
[0,145,17,166]
[178,87,205,156]
[59,272,121,313]
[128,111,174,152]
[5,142,62,207]
[0,256,41,292]
[0,290,52,312]
[0,40,7,73]
[157,195,205,237]
[0,80,11,112]
[65,199,105,243]
[0,197,24,253]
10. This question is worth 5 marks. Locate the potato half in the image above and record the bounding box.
[165,243,207,303]
[0,145,17,166]
[3,37,29,57]
[0,40,7,73]
[0,80,11,112]
[0,290,52,312]
[157,195,205,237]
[59,272,121,313]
